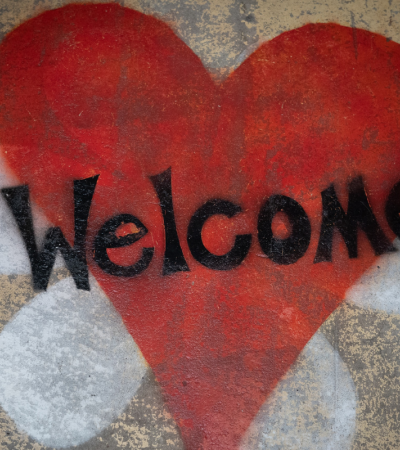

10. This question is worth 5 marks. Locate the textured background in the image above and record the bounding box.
[0,0,399,449]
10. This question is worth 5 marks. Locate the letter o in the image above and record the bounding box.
[257,195,311,264]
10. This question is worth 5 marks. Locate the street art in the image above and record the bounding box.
[0,2,400,449]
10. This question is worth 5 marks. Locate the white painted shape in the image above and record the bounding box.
[346,238,400,314]
[0,152,64,274]
[0,154,32,273]
[0,276,148,448]
[240,332,357,450]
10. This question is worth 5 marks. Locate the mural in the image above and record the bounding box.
[0,1,399,449]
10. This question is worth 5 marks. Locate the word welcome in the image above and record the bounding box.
[2,168,400,291]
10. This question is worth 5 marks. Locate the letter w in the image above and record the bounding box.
[1,176,98,291]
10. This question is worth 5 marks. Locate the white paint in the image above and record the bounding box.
[0,276,148,448]
[0,154,32,274]
[346,239,400,314]
[0,152,65,274]
[240,332,357,450]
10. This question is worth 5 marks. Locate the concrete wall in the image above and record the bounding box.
[0,0,399,449]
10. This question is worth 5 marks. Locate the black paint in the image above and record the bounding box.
[1,176,98,291]
[315,176,395,262]
[187,199,251,270]
[258,194,311,264]
[150,168,189,275]
[385,180,400,239]
[93,213,154,277]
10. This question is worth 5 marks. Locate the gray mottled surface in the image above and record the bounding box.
[346,239,400,315]
[0,276,147,447]
[322,303,400,450]
[0,0,399,74]
[0,271,182,450]
[240,332,357,450]
[0,369,185,450]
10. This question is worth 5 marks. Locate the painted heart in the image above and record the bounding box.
[1,4,400,449]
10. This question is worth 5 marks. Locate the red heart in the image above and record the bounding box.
[1,5,400,449]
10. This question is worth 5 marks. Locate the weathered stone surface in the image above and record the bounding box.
[0,1,400,449]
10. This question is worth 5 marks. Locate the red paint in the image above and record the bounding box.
[1,5,400,448]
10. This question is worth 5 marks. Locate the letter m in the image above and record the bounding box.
[315,176,395,262]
